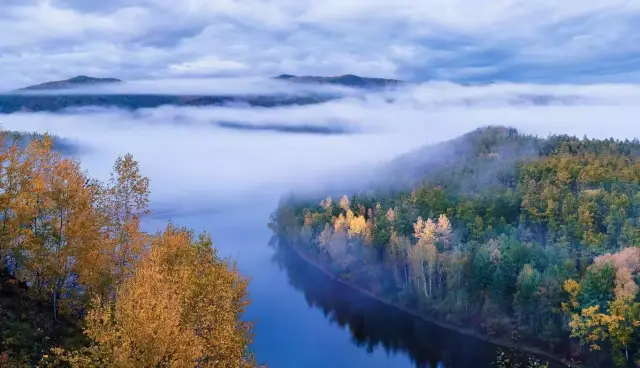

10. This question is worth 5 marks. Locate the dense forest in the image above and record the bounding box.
[0,133,258,367]
[269,126,640,367]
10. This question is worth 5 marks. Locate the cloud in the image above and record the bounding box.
[1,1,640,89]
[167,57,249,76]
[1,80,639,214]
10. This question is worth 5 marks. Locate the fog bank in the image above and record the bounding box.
[1,80,639,214]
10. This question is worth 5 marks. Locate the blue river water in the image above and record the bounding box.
[145,202,534,368]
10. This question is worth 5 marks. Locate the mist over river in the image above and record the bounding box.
[3,81,640,366]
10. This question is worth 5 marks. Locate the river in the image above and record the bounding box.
[145,202,523,368]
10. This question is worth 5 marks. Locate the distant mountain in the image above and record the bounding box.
[17,74,401,92]
[0,74,358,113]
[274,74,404,88]
[0,74,579,114]
[18,76,122,91]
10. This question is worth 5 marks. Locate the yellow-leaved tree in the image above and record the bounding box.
[563,248,640,367]
[44,225,257,368]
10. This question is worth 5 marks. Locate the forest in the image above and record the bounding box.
[269,126,640,367]
[0,133,258,367]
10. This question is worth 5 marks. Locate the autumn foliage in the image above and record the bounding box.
[0,134,256,367]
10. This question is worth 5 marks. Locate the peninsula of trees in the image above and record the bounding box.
[0,134,258,367]
[269,126,640,367]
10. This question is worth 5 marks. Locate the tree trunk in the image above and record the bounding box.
[1,209,8,274]
[438,268,444,298]
[420,261,428,297]
[52,285,57,322]
[54,211,63,323]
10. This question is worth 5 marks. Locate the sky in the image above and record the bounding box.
[3,0,640,89]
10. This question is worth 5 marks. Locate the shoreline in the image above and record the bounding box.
[285,241,580,368]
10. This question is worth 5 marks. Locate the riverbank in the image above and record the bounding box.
[283,240,581,368]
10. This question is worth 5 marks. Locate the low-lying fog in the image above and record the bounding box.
[1,78,640,216]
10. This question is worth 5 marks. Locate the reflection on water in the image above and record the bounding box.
[270,238,500,368]
[149,209,564,368]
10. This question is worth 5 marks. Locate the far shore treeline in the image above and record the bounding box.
[270,126,640,368]
[0,133,260,367]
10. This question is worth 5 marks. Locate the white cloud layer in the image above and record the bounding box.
[1,81,639,213]
[2,0,640,89]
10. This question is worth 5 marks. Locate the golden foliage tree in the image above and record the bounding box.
[563,250,640,366]
[102,154,151,292]
[0,136,103,320]
[81,226,256,368]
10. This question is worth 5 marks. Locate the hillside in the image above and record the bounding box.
[269,126,640,367]
[0,271,83,366]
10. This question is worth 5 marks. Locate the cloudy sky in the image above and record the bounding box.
[3,0,640,89]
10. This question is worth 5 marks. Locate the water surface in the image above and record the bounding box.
[146,203,514,368]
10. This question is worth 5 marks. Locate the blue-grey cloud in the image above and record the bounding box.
[2,1,640,89]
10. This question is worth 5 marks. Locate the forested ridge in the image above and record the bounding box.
[0,133,258,367]
[0,74,400,114]
[269,126,640,367]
